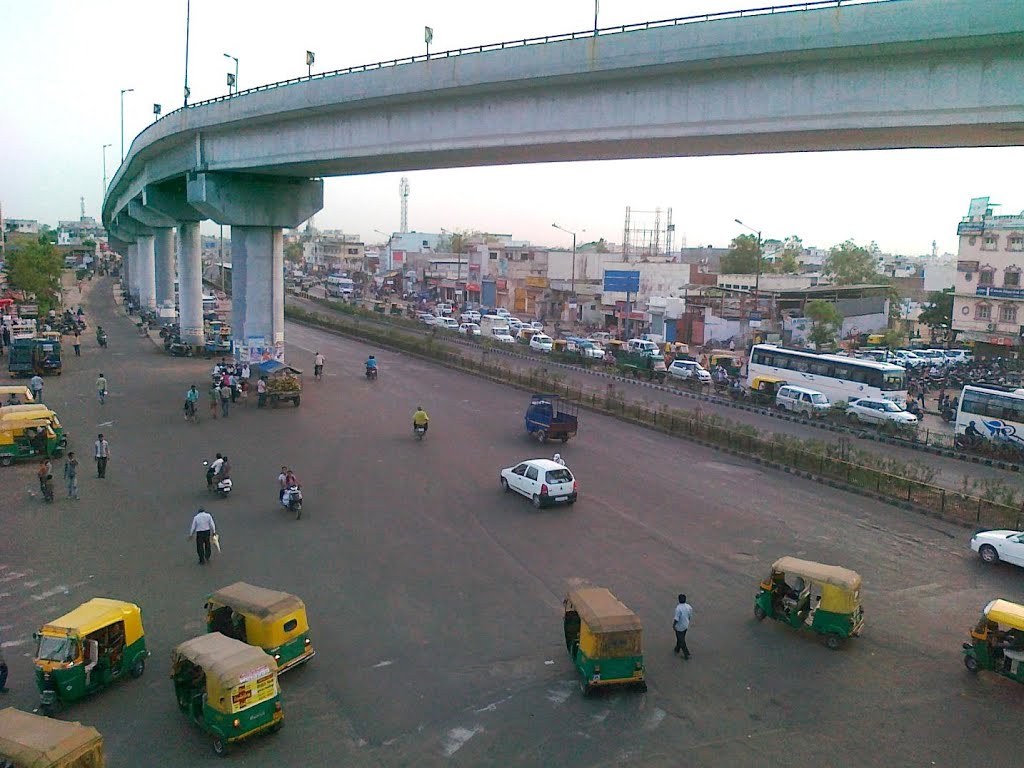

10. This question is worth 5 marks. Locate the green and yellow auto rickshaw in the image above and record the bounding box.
[0,405,67,454]
[171,633,283,756]
[563,587,646,695]
[205,582,315,673]
[963,598,1024,682]
[749,375,787,406]
[0,418,61,466]
[0,707,104,768]
[33,598,150,714]
[753,557,864,649]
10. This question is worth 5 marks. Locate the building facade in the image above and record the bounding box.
[952,197,1024,356]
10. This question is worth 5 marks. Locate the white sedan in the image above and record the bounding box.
[500,458,578,508]
[846,397,918,426]
[458,322,481,336]
[971,530,1024,566]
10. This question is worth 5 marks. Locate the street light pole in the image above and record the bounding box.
[120,88,134,161]
[102,143,112,194]
[224,53,238,94]
[551,223,577,296]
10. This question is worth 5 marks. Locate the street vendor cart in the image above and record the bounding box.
[253,361,302,407]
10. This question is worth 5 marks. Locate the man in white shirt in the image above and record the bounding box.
[673,594,693,660]
[94,434,110,478]
[189,508,217,564]
[314,352,325,380]
[30,374,44,402]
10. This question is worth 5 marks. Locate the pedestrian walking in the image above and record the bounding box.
[314,351,325,381]
[0,629,9,693]
[228,372,238,403]
[94,433,110,478]
[63,451,79,499]
[72,329,81,357]
[188,508,217,565]
[672,594,693,660]
[209,382,220,419]
[30,374,44,403]
[219,381,231,417]
[1,324,10,349]
[37,458,52,495]
[257,377,268,408]
[96,373,108,405]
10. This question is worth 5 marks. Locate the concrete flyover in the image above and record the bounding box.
[102,0,1024,355]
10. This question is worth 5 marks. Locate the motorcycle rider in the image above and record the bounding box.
[365,355,378,377]
[185,384,200,419]
[413,406,430,434]
[282,469,300,508]
[206,453,224,489]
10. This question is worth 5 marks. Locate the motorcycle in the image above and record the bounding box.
[414,424,427,441]
[203,461,232,498]
[282,485,303,519]
[365,365,378,380]
[96,331,108,348]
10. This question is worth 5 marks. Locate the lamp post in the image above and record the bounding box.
[102,143,112,194]
[120,88,134,161]
[551,223,577,296]
[373,229,394,272]
[734,217,763,315]
[224,53,238,94]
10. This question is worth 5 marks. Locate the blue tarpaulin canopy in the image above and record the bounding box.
[253,360,302,376]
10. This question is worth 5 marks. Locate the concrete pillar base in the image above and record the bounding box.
[178,222,204,345]
[154,228,176,310]
[231,226,285,362]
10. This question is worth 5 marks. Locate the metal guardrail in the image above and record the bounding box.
[164,0,895,118]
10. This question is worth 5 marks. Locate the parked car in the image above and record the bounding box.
[846,397,918,426]
[971,529,1024,566]
[590,332,614,344]
[435,303,453,316]
[776,385,830,417]
[494,308,511,318]
[507,318,524,331]
[530,333,554,353]
[943,349,972,364]
[529,321,545,331]
[418,312,438,325]
[492,329,516,344]
[458,322,481,336]
[500,458,577,508]
[460,310,481,323]
[667,359,711,383]
[893,350,926,368]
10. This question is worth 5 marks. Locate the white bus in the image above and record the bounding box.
[955,385,1024,452]
[748,344,908,406]
[326,275,355,298]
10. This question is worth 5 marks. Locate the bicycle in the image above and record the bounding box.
[184,399,199,424]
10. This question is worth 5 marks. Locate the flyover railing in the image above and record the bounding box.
[166,0,896,118]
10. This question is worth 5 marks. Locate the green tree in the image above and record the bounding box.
[919,289,955,343]
[5,240,64,313]
[824,240,878,285]
[284,242,304,264]
[596,238,609,253]
[37,225,57,245]
[804,299,843,350]
[721,233,761,274]
[881,327,905,348]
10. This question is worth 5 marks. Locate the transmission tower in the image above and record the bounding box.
[80,196,85,219]
[399,177,410,233]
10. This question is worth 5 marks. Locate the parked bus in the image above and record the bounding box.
[748,344,907,406]
[955,385,1024,454]
[326,275,355,298]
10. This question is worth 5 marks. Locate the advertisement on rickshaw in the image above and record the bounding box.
[230,666,276,713]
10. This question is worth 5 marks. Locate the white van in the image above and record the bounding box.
[627,338,659,356]
[775,385,830,417]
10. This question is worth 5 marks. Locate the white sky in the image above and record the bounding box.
[1,0,1021,255]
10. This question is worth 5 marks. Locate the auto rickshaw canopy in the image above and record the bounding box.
[751,375,787,391]
[39,598,144,647]
[0,418,56,441]
[0,707,103,768]
[983,599,1024,631]
[0,385,35,403]
[772,557,862,613]
[207,582,310,648]
[565,588,642,659]
[171,633,279,714]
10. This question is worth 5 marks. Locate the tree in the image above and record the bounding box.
[918,289,955,343]
[284,242,304,264]
[721,233,760,274]
[881,328,905,348]
[804,299,843,350]
[824,240,878,285]
[596,238,609,253]
[5,240,64,313]
[37,225,57,245]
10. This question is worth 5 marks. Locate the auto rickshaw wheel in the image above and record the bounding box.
[964,654,979,673]
[212,737,229,756]
[0,456,12,467]
[130,656,146,678]
[825,634,843,651]
[753,605,766,621]
[579,679,592,696]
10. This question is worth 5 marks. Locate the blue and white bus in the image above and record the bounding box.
[326,275,355,298]
[955,385,1024,453]
[748,344,908,405]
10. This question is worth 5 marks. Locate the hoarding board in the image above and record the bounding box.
[603,270,640,293]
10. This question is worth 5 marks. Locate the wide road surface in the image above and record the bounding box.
[2,278,1023,767]
[288,294,1023,498]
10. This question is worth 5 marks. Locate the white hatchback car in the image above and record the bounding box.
[971,529,1024,566]
[436,317,460,330]
[458,322,481,336]
[530,334,554,353]
[492,329,516,344]
[501,458,577,507]
[667,359,711,383]
[847,397,918,426]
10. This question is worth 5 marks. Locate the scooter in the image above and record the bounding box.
[97,331,108,348]
[203,461,232,497]
[365,365,378,380]
[414,424,427,441]
[282,485,303,519]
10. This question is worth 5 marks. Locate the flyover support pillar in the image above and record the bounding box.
[178,222,204,346]
[231,226,285,361]
[137,234,156,310]
[127,242,139,302]
[154,228,176,310]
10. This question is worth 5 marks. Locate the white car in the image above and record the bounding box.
[846,397,918,426]
[893,350,926,368]
[436,317,460,330]
[667,359,711,383]
[507,318,524,331]
[458,322,481,336]
[418,313,438,325]
[530,333,554,353]
[971,529,1024,566]
[494,308,511,318]
[529,321,545,331]
[492,329,516,344]
[500,458,577,508]
[460,310,481,323]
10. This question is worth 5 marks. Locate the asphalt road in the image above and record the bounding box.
[2,278,1024,767]
[288,294,1022,498]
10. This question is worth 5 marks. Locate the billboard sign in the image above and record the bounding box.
[603,270,640,293]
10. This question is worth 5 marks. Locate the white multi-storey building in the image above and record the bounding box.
[952,197,1024,356]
